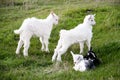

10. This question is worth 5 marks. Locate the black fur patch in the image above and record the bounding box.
[84,47,101,66]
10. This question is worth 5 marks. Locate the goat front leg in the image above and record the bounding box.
[86,40,91,51]
[39,37,45,51]
[44,37,49,52]
[79,42,84,54]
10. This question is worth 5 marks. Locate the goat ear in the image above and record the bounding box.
[90,52,97,58]
[70,51,74,56]
[50,11,54,14]
[88,15,92,20]
[51,11,54,17]
[90,47,92,51]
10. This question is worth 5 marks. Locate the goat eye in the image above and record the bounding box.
[56,19,58,21]
[91,20,93,21]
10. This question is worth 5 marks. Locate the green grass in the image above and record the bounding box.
[0,0,120,80]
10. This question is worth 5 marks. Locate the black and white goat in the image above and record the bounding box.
[71,48,100,72]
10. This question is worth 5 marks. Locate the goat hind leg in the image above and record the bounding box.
[23,39,30,57]
[16,39,23,54]
[55,39,62,51]
[79,42,84,54]
[44,38,49,52]
[57,45,69,62]
[52,50,58,62]
[52,39,62,62]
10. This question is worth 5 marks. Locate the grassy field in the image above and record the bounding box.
[0,0,120,80]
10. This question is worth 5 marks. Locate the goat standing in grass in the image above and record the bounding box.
[52,14,96,62]
[14,11,59,56]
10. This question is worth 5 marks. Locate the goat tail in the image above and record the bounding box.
[14,29,22,34]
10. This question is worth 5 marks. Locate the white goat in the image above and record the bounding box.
[52,14,96,62]
[71,51,95,72]
[14,11,59,56]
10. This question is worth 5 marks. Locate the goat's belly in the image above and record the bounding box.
[32,32,44,37]
[28,28,45,37]
[33,33,40,37]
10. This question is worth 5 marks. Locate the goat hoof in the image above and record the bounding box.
[41,48,45,51]
[24,54,28,57]
[45,50,50,53]
[56,59,62,62]
[16,51,19,55]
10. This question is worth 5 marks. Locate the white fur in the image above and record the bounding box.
[73,60,87,72]
[52,14,96,62]
[14,12,59,56]
[71,51,89,72]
